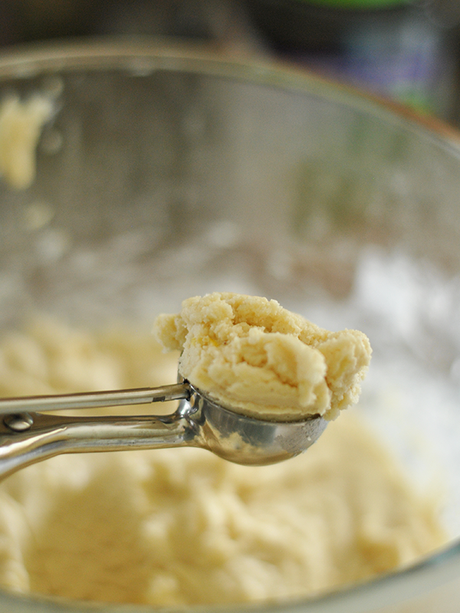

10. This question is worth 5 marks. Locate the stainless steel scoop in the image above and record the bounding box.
[0,380,327,480]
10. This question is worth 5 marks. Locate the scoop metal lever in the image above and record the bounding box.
[0,381,327,481]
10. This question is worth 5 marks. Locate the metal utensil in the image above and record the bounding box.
[0,380,327,480]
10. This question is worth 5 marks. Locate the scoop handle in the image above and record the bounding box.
[0,382,190,414]
[0,404,201,481]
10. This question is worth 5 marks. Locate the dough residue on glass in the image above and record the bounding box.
[0,94,54,190]
[153,292,372,421]
[0,317,445,607]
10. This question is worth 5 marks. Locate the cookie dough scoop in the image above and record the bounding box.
[0,293,371,481]
[0,378,328,481]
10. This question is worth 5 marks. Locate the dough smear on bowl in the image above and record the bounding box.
[0,94,54,190]
[153,292,372,421]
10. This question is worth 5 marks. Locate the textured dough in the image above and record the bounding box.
[153,293,372,421]
[0,94,54,190]
[0,318,446,606]
[0,318,445,606]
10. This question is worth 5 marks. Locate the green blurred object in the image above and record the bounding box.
[245,0,459,122]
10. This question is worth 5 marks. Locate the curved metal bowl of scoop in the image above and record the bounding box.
[185,384,327,465]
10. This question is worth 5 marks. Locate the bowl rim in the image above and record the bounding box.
[0,36,459,613]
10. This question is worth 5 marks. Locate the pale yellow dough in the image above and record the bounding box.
[0,318,446,606]
[0,94,54,190]
[153,293,372,421]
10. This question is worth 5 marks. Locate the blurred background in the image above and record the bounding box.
[1,0,460,126]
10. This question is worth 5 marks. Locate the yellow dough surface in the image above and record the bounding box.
[0,318,445,606]
[153,293,372,421]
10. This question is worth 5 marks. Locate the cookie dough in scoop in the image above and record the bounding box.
[153,293,371,421]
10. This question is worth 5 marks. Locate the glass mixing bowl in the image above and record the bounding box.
[0,39,459,613]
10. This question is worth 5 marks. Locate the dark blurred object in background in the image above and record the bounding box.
[2,0,460,124]
[1,1,262,53]
[244,0,460,121]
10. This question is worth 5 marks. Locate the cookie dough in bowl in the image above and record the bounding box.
[0,318,446,606]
